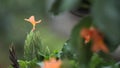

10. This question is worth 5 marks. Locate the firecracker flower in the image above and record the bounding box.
[43,58,62,68]
[24,16,42,32]
[80,27,109,53]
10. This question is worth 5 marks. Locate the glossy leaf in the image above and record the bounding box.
[92,0,120,51]
[70,16,93,67]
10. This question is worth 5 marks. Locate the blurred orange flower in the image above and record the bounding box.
[80,27,109,53]
[24,16,42,31]
[43,58,62,68]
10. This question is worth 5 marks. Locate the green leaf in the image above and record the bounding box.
[70,16,93,67]
[50,0,81,15]
[60,16,93,67]
[92,0,120,51]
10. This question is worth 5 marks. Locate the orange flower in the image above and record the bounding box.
[80,27,109,53]
[43,58,62,68]
[24,16,42,31]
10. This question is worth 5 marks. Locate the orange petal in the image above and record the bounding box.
[29,16,35,22]
[36,20,42,23]
[44,58,62,68]
[80,28,91,43]
[92,43,100,53]
[99,43,109,53]
[84,35,91,44]
[92,41,109,53]
[29,16,36,26]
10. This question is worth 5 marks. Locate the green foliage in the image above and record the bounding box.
[18,60,28,68]
[92,0,120,51]
[50,0,81,15]
[90,53,120,68]
[9,30,62,68]
[24,31,45,61]
[18,59,37,68]
[60,16,93,68]
[90,53,103,68]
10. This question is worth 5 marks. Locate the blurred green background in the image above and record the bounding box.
[1,0,120,68]
[0,0,69,67]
